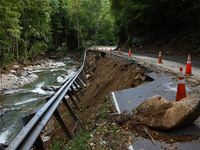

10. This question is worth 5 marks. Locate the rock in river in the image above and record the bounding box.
[132,94,200,130]
[20,71,28,77]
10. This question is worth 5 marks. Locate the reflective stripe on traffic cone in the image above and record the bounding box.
[176,67,187,101]
[128,48,131,56]
[185,54,193,76]
[158,51,162,63]
[118,48,120,53]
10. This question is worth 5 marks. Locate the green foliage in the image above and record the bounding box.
[0,0,22,65]
[110,0,200,47]
[19,0,51,61]
[56,43,68,56]
[0,0,117,68]
[66,128,91,150]
[65,95,112,150]
[51,138,67,150]
[2,0,200,67]
[67,0,117,48]
[95,96,112,122]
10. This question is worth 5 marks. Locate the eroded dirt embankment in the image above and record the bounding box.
[43,50,148,149]
[43,50,199,150]
[83,50,148,107]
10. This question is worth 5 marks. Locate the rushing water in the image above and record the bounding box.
[0,57,74,145]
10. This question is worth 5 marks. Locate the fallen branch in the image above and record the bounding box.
[142,128,156,146]
[72,121,78,137]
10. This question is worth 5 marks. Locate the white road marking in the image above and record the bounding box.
[111,92,135,149]
[111,92,121,114]
[127,144,134,150]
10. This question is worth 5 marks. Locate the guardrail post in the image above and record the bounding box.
[70,86,81,103]
[73,83,84,96]
[21,115,46,150]
[62,97,78,121]
[80,71,87,85]
[76,78,85,89]
[7,50,88,150]
[53,109,73,140]
[67,91,80,110]
[78,76,86,86]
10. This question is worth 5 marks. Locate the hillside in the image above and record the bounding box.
[118,35,200,59]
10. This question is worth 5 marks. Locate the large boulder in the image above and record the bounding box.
[132,94,200,130]
[20,71,28,77]
[12,65,19,70]
[57,76,64,84]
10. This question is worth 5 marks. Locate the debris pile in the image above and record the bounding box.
[132,94,200,130]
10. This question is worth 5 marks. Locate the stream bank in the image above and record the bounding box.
[0,54,77,147]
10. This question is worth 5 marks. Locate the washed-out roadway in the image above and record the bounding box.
[95,47,200,150]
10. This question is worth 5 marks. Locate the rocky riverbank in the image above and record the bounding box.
[0,57,66,93]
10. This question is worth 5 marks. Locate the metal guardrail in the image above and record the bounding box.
[7,50,88,150]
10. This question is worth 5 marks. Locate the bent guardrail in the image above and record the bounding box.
[7,50,87,150]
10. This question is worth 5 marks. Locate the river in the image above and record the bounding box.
[0,57,75,145]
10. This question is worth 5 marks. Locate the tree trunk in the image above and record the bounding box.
[95,13,99,45]
[24,40,27,61]
[1,42,5,67]
[77,0,80,50]
[16,38,18,61]
[24,29,28,61]
[65,33,67,47]
[32,49,35,62]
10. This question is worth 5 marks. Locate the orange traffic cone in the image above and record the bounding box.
[176,67,187,101]
[102,48,103,50]
[97,47,99,50]
[105,48,107,51]
[158,51,162,63]
[128,48,131,56]
[110,48,112,52]
[118,48,120,53]
[185,54,193,75]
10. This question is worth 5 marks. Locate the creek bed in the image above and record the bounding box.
[0,57,75,145]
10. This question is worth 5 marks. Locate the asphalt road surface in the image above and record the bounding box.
[98,48,200,150]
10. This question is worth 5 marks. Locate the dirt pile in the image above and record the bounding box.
[114,111,199,145]
[132,94,200,130]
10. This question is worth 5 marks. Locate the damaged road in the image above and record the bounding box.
[41,49,200,150]
[106,50,200,150]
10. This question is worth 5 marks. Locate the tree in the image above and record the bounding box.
[0,0,22,66]
[110,0,200,48]
[19,0,51,61]
[67,0,116,49]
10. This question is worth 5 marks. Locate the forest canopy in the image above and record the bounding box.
[110,0,200,48]
[0,0,116,67]
[1,0,200,68]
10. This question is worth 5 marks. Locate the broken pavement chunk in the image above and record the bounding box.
[132,94,200,130]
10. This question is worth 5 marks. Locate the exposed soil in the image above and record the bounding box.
[42,50,199,149]
[43,50,147,149]
[114,112,198,145]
